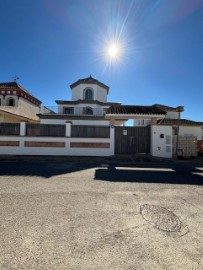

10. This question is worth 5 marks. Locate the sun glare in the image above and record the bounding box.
[107,44,120,59]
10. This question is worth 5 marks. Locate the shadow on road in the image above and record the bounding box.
[0,161,95,178]
[94,164,203,186]
[0,160,203,185]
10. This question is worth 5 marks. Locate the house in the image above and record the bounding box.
[39,75,171,126]
[0,82,42,123]
[0,76,202,158]
[39,75,123,125]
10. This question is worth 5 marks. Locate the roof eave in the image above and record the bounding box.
[105,113,166,119]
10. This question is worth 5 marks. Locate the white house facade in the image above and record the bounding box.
[0,76,203,158]
[39,76,121,126]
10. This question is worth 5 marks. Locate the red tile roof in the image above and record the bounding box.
[0,82,41,104]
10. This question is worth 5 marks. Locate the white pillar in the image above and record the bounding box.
[20,121,27,136]
[110,126,115,155]
[65,121,72,137]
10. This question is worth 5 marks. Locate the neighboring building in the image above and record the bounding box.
[132,104,180,126]
[157,118,203,140]
[0,82,41,123]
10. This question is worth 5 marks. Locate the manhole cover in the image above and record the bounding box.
[140,204,181,232]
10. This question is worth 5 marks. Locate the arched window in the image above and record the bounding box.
[7,98,15,106]
[84,88,93,100]
[85,107,93,115]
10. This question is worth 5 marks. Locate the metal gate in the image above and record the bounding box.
[115,126,150,154]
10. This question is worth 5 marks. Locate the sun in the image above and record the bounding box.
[108,44,119,57]
[106,43,121,60]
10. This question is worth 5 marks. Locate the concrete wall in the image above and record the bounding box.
[94,86,107,102]
[165,111,179,119]
[0,95,19,106]
[173,135,198,158]
[0,135,114,156]
[0,122,114,156]
[0,113,21,123]
[0,97,40,122]
[2,122,193,158]
[151,125,173,158]
[179,126,202,140]
[40,119,110,126]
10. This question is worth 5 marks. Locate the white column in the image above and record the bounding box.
[65,121,72,137]
[110,126,115,155]
[20,121,27,136]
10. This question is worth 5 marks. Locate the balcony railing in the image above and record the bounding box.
[40,106,107,117]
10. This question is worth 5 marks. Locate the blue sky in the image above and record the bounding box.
[0,0,203,121]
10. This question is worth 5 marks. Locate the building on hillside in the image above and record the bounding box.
[0,82,42,123]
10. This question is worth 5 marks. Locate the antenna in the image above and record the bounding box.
[14,75,19,82]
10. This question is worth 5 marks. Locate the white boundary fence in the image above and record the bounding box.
[0,121,114,156]
[2,122,199,159]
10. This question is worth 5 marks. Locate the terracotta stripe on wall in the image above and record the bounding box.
[70,142,110,148]
[0,141,19,146]
[24,141,65,148]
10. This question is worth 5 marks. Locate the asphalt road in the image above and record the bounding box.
[0,159,203,270]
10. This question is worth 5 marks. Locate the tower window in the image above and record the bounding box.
[7,98,15,106]
[84,89,93,100]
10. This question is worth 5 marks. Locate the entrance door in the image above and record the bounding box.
[115,126,150,154]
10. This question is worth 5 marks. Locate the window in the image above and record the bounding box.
[84,88,93,100]
[84,107,93,115]
[7,98,15,106]
[138,119,145,126]
[64,107,74,114]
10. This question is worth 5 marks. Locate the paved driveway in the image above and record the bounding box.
[0,160,203,270]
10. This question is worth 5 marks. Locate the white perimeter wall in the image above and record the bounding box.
[179,126,202,140]
[0,128,114,157]
[40,119,110,126]
[151,125,173,158]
